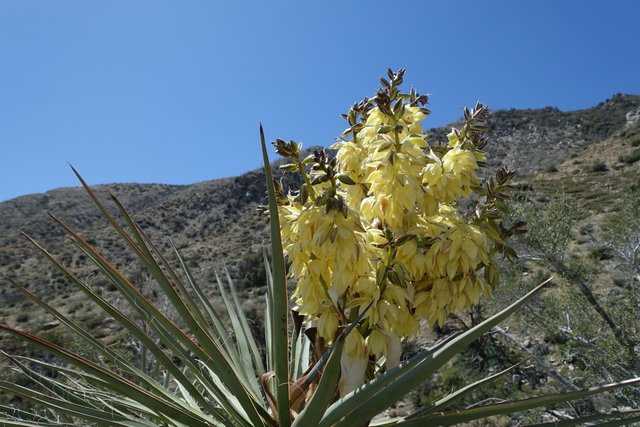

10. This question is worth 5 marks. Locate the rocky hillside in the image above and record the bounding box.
[1,94,638,314]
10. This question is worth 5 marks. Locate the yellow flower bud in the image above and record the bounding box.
[317,309,339,340]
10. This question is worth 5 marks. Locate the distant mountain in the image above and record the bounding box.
[428,93,640,175]
[1,94,639,322]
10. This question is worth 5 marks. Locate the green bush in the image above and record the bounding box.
[15,313,29,323]
[588,162,608,172]
[620,148,640,164]
[590,246,614,260]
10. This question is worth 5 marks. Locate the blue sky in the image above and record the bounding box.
[1,1,639,202]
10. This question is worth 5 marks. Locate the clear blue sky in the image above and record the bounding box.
[1,1,639,202]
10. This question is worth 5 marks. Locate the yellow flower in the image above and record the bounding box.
[413,273,492,327]
[366,328,386,357]
[384,331,402,369]
[334,140,369,207]
[339,330,368,396]
[336,106,430,231]
[277,82,508,394]
[279,199,375,341]
[316,309,339,340]
[366,329,403,369]
[421,146,480,204]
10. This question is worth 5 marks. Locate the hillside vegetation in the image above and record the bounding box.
[1,93,639,424]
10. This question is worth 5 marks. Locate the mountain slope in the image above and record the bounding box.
[1,93,639,324]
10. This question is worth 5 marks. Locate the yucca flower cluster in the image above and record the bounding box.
[275,70,518,396]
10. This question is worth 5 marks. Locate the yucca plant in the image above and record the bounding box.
[1,69,640,426]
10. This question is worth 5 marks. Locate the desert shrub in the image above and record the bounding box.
[620,148,640,164]
[526,196,580,260]
[587,162,608,172]
[15,313,29,323]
